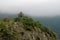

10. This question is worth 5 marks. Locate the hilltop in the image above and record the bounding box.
[0,12,57,40]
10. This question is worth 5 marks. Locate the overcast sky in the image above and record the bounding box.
[0,0,60,16]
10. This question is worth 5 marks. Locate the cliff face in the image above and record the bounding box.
[0,15,57,40]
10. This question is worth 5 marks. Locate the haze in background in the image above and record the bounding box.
[0,0,60,17]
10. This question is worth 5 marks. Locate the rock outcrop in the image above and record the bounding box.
[0,13,58,40]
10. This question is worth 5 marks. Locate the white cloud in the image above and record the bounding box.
[0,0,60,16]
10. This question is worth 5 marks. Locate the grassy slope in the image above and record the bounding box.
[0,16,57,40]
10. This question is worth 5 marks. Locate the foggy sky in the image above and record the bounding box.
[0,0,60,17]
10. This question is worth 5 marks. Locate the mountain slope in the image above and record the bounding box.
[33,16,60,40]
[0,13,57,40]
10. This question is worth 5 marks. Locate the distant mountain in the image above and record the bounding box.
[0,13,17,19]
[33,16,60,40]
